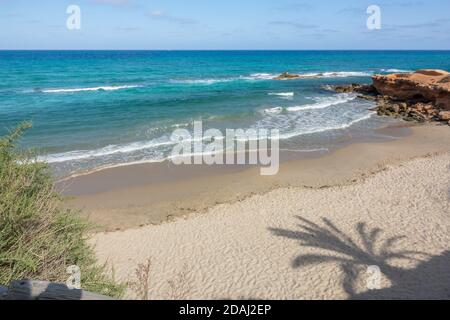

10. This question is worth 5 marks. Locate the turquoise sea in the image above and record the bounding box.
[1,50,450,177]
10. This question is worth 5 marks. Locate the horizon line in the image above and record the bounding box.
[2,49,450,51]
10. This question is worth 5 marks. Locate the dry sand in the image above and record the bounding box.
[92,151,450,300]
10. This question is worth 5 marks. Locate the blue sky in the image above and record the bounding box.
[0,0,449,49]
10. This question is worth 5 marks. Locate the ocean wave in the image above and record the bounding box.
[288,71,372,78]
[286,93,357,112]
[268,92,294,97]
[39,132,225,164]
[39,138,175,163]
[170,78,235,85]
[41,85,141,93]
[241,73,277,80]
[42,112,375,168]
[169,71,371,86]
[171,73,276,85]
[319,71,372,77]
[278,112,374,140]
[252,71,372,79]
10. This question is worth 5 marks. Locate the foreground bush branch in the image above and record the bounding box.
[0,122,124,298]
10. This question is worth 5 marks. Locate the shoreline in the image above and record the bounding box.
[61,122,450,232]
[53,110,389,184]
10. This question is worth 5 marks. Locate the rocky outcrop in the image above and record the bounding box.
[327,70,450,125]
[326,83,377,95]
[372,69,450,110]
[273,72,302,80]
[375,97,439,123]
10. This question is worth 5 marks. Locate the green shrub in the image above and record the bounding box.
[0,122,124,298]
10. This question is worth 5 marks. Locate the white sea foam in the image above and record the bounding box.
[246,71,372,80]
[39,138,175,163]
[286,93,357,112]
[291,71,373,78]
[277,112,374,140]
[172,73,276,85]
[242,73,277,80]
[40,133,223,164]
[264,106,283,114]
[42,111,375,173]
[41,85,141,93]
[170,71,371,86]
[170,78,235,85]
[319,71,372,77]
[268,92,294,97]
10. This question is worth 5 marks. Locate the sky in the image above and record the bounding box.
[0,0,449,50]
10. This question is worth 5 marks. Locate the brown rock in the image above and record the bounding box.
[439,111,450,121]
[273,72,301,80]
[326,83,376,94]
[406,109,426,122]
[415,69,447,76]
[357,94,377,101]
[323,69,450,125]
[426,108,438,116]
[398,102,408,112]
[372,69,450,111]
[414,103,425,112]
[438,75,450,84]
[423,103,434,110]
[389,104,400,114]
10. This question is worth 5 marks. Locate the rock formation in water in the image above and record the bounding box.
[273,72,302,80]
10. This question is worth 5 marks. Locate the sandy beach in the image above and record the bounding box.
[92,150,450,300]
[84,123,450,299]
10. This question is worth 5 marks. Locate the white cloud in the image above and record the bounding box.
[92,0,133,6]
[150,10,164,17]
[147,10,197,25]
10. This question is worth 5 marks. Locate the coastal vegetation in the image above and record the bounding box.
[0,122,123,298]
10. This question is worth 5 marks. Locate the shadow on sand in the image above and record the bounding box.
[270,217,450,299]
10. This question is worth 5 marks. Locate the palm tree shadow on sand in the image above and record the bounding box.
[269,217,450,299]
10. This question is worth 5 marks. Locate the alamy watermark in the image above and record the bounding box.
[170,121,280,176]
[367,5,382,30]
[366,265,381,290]
[66,265,81,289]
[65,5,381,31]
[66,5,81,30]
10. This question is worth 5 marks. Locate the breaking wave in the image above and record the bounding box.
[40,85,141,93]
[286,93,357,112]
